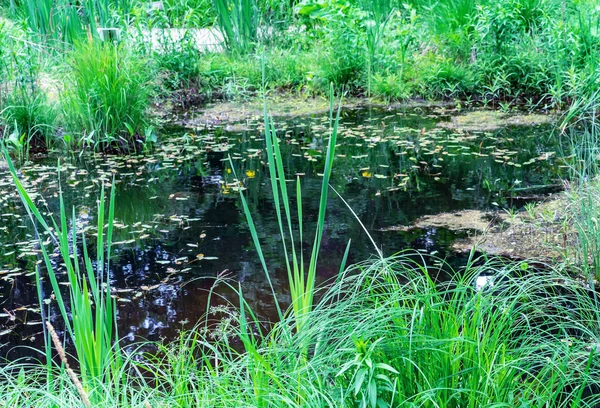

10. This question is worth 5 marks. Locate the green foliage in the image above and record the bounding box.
[564,121,600,283]
[2,254,600,406]
[153,30,202,90]
[0,22,55,154]
[2,88,55,154]
[60,39,152,152]
[371,72,412,101]
[234,88,341,336]
[148,0,215,28]
[196,47,319,98]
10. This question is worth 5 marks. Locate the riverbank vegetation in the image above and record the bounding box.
[0,0,599,153]
[2,1,600,407]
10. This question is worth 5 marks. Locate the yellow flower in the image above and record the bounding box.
[361,171,372,178]
[246,170,256,178]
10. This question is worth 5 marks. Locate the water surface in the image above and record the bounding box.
[0,106,564,357]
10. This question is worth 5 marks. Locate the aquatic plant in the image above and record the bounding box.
[233,85,341,336]
[3,151,122,402]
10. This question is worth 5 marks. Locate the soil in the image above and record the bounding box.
[381,196,572,261]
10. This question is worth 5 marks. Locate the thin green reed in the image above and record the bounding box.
[234,88,341,336]
[19,0,132,43]
[362,0,393,96]
[213,0,258,52]
[3,152,121,399]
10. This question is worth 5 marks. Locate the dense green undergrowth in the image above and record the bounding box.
[0,0,599,153]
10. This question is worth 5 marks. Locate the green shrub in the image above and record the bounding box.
[196,47,319,99]
[417,57,477,98]
[153,31,201,90]
[371,72,412,101]
[148,0,215,28]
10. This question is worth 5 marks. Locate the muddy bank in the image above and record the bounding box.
[155,95,458,128]
[159,96,557,132]
[381,196,571,261]
[438,110,556,132]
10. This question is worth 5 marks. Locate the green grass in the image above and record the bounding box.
[0,20,55,155]
[60,39,152,152]
[2,254,600,406]
[2,87,56,154]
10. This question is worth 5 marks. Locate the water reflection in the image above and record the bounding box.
[0,107,564,356]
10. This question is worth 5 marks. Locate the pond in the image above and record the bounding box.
[0,105,564,358]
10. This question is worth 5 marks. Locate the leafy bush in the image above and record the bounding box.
[148,0,215,28]
[153,30,201,90]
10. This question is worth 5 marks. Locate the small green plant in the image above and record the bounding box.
[503,206,519,222]
[337,337,399,408]
[524,202,537,220]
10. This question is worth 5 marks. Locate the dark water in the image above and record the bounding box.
[0,106,564,358]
